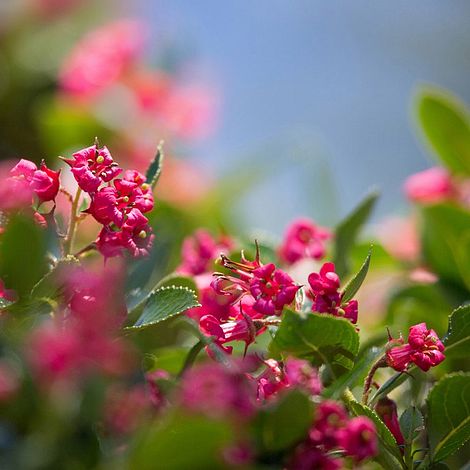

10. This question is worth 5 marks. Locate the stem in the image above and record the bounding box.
[73,242,97,258]
[362,355,387,405]
[63,188,82,256]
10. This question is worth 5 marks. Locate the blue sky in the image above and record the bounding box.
[136,1,470,232]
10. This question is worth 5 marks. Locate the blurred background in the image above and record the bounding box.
[2,0,470,233]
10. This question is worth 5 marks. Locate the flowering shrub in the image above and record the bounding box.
[0,12,470,464]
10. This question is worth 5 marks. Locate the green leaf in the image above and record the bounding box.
[427,373,470,463]
[323,346,384,400]
[0,214,48,298]
[333,190,379,278]
[421,204,470,289]
[369,370,411,407]
[442,304,470,359]
[254,390,314,453]
[348,400,405,470]
[341,249,372,303]
[127,286,200,330]
[270,309,359,377]
[416,87,470,175]
[155,274,198,292]
[30,256,80,300]
[145,141,164,189]
[130,411,232,470]
[399,406,423,444]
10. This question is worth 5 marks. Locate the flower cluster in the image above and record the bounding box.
[289,401,378,469]
[386,322,445,372]
[307,262,358,324]
[64,144,155,258]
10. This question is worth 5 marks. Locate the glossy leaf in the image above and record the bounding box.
[399,406,423,444]
[442,304,470,359]
[333,190,379,278]
[416,88,470,174]
[427,373,470,463]
[145,141,164,189]
[127,286,200,330]
[270,309,359,377]
[341,249,372,303]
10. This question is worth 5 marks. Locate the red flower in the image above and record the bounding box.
[309,400,348,450]
[307,262,359,324]
[338,416,378,461]
[386,322,445,372]
[279,218,331,264]
[63,145,121,193]
[404,167,453,204]
[375,397,405,449]
[120,208,154,258]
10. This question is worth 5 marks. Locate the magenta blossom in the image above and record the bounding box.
[255,359,290,400]
[123,170,154,213]
[179,362,256,419]
[63,145,121,193]
[120,208,154,258]
[288,445,342,470]
[279,218,331,264]
[178,229,233,275]
[0,279,17,305]
[199,313,256,355]
[285,358,323,396]
[404,167,453,204]
[338,417,378,462]
[10,159,60,203]
[307,262,358,324]
[386,322,445,372]
[309,400,348,450]
[375,397,405,450]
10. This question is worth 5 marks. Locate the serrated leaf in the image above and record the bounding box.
[416,87,470,175]
[145,141,164,189]
[442,304,470,359]
[399,406,423,444]
[254,390,314,452]
[128,286,199,330]
[341,249,372,303]
[270,309,359,377]
[333,190,379,278]
[323,346,384,400]
[427,373,470,463]
[155,274,198,292]
[348,400,405,470]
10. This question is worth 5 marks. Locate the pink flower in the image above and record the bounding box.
[288,445,342,470]
[146,369,170,410]
[120,208,154,258]
[375,397,405,449]
[63,145,121,193]
[96,227,125,259]
[86,186,124,226]
[59,20,146,99]
[308,400,348,450]
[122,170,154,213]
[0,279,17,305]
[404,167,453,204]
[249,263,299,316]
[255,359,289,400]
[9,159,60,203]
[386,323,445,372]
[179,362,256,419]
[279,218,331,264]
[307,263,359,324]
[338,417,378,462]
[285,358,323,396]
[178,229,233,276]
[199,313,256,355]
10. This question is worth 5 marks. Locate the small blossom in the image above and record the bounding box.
[404,167,453,204]
[309,400,348,450]
[63,145,121,193]
[307,262,358,324]
[288,445,342,470]
[255,359,289,400]
[279,218,331,264]
[122,169,154,213]
[96,227,125,258]
[386,322,445,372]
[120,208,154,258]
[285,358,323,396]
[146,369,170,410]
[375,397,405,449]
[249,263,299,316]
[338,416,378,462]
[179,362,256,419]
[0,279,17,305]
[178,229,233,275]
